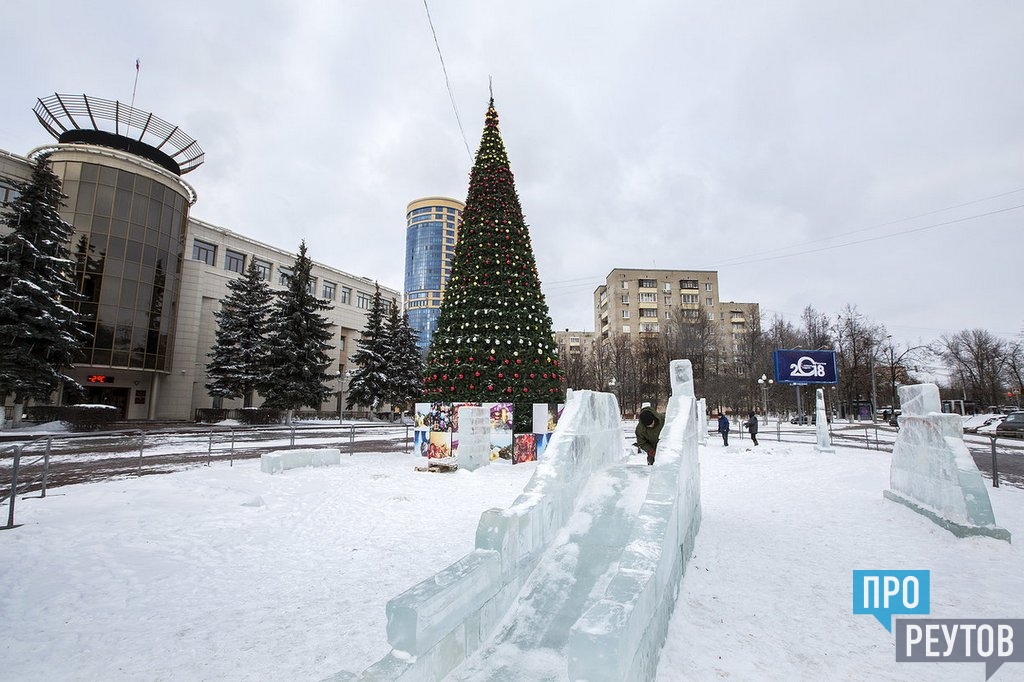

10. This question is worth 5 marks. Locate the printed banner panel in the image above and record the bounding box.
[773,349,838,385]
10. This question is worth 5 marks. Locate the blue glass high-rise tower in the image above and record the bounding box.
[403,196,464,351]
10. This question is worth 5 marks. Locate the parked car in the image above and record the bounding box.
[789,414,830,425]
[995,411,1024,438]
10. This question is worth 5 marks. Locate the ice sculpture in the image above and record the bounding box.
[697,398,708,445]
[884,384,1010,542]
[814,388,834,453]
[260,448,341,474]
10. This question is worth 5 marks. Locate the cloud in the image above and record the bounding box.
[2,0,1022,339]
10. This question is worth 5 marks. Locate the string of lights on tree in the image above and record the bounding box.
[423,98,564,415]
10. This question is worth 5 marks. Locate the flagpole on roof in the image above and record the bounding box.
[129,58,140,137]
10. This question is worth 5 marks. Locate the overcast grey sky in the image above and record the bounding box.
[4,1,1022,344]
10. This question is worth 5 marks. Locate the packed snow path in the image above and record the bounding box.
[449,461,652,680]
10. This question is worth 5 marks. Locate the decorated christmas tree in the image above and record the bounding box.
[423,98,564,431]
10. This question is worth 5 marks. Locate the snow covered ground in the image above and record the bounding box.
[2,433,1022,681]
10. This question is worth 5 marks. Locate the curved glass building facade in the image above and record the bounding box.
[47,153,190,371]
[404,196,463,351]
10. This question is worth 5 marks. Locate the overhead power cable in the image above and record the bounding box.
[423,0,472,161]
[707,186,1024,269]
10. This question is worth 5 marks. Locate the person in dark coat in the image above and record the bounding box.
[635,406,664,465]
[717,413,730,446]
[744,412,759,446]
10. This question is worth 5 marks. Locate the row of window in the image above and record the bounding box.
[621,279,713,292]
[620,323,663,333]
[192,238,385,307]
[619,293,715,306]
[408,206,460,217]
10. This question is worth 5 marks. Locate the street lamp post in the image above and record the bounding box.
[337,370,352,424]
[757,373,773,423]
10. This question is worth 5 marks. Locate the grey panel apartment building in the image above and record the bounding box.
[593,268,759,372]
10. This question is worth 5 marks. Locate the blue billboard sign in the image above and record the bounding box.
[773,349,838,385]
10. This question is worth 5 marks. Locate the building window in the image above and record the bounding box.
[356,291,372,309]
[664,296,672,305]
[639,292,657,303]
[638,278,657,288]
[621,310,631,319]
[621,295,630,304]
[338,335,346,351]
[341,287,351,304]
[192,239,216,266]
[639,323,660,333]
[252,258,272,281]
[620,281,629,289]
[680,279,698,290]
[279,267,292,286]
[622,325,631,333]
[0,183,20,205]
[705,283,713,291]
[639,308,658,318]
[707,312,715,320]
[664,310,672,319]
[306,276,317,295]
[224,249,245,274]
[322,281,336,300]
[663,282,672,292]
[682,294,699,304]
[706,297,713,306]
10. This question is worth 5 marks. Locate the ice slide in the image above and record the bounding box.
[330,360,702,681]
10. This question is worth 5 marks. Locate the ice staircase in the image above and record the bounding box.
[328,360,702,681]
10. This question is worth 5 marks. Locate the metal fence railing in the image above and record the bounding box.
[1,422,415,528]
[2,438,53,530]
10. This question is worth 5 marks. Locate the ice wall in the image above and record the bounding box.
[566,359,702,681]
[346,389,626,681]
[884,384,1010,542]
[455,407,489,472]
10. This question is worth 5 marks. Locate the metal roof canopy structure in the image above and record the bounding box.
[33,93,204,176]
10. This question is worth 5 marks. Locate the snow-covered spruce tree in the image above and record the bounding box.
[422,98,564,432]
[206,260,273,408]
[0,154,90,421]
[346,284,390,415]
[259,241,335,421]
[384,299,423,412]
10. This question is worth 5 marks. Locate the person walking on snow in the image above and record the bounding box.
[635,406,664,465]
[744,412,759,446]
[717,413,730,446]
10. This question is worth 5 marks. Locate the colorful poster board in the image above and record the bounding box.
[413,401,563,464]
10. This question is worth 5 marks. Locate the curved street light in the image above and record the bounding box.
[757,373,774,422]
